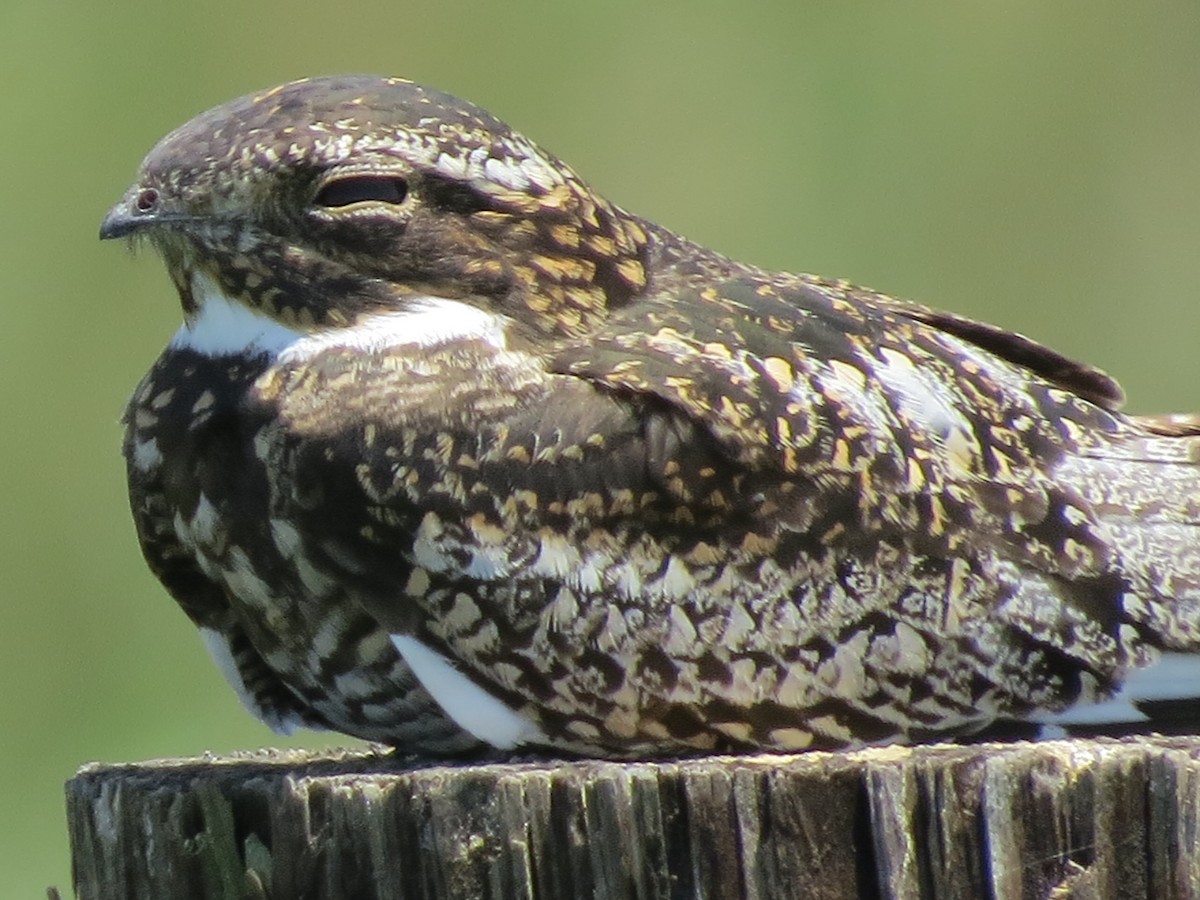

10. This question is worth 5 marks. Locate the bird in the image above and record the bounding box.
[100,74,1200,758]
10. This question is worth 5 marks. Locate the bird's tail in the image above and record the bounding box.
[1033,414,1200,738]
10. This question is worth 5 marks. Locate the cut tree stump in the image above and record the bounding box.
[66,736,1200,899]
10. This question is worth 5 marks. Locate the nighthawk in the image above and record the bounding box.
[101,75,1200,757]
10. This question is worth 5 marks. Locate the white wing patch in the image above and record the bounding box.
[198,627,302,735]
[172,271,509,360]
[389,634,546,749]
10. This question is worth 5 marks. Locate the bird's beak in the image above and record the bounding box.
[99,187,196,240]
[99,200,142,240]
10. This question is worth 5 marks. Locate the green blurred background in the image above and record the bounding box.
[3,1,1198,894]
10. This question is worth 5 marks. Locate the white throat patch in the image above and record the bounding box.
[170,272,303,357]
[170,272,509,360]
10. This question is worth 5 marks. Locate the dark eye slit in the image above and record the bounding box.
[315,175,408,208]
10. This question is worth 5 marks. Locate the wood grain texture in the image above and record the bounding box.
[67,737,1200,899]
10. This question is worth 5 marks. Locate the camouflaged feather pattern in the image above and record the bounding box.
[109,76,1200,755]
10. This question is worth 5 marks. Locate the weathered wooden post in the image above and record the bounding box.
[66,736,1200,899]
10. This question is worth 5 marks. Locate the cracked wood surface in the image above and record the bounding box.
[67,737,1200,899]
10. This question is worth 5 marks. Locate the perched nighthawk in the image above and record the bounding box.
[101,75,1200,757]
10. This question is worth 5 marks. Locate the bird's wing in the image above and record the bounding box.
[542,275,1163,740]
[550,273,1158,690]
[549,274,1126,563]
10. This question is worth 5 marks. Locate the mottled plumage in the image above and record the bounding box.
[102,76,1200,756]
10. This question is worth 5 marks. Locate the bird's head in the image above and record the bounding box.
[101,75,650,339]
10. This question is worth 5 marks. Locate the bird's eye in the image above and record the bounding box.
[314,175,408,208]
[135,188,159,213]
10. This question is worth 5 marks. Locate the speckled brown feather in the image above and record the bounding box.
[108,76,1200,755]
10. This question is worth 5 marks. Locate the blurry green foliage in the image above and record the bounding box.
[1,1,1198,895]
